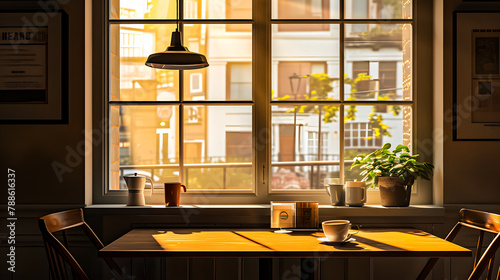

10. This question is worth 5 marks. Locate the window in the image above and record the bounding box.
[379,61,398,97]
[276,0,330,31]
[345,122,382,149]
[190,73,203,93]
[226,0,252,31]
[276,62,327,99]
[101,0,413,204]
[352,61,369,81]
[307,131,328,160]
[277,0,330,19]
[227,63,252,100]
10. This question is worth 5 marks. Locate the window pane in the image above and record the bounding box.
[272,25,340,101]
[110,105,180,190]
[185,0,252,19]
[110,0,176,19]
[274,0,339,19]
[271,105,340,190]
[344,105,412,183]
[110,24,179,101]
[344,24,412,101]
[111,0,250,20]
[345,0,412,19]
[184,106,253,190]
[183,24,252,101]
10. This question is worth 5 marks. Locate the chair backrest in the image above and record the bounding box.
[39,208,125,280]
[417,208,500,280]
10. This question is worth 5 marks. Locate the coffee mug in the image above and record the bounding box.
[322,220,360,242]
[345,181,366,207]
[164,182,186,206]
[326,184,345,206]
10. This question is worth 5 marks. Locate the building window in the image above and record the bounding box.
[190,73,203,93]
[352,61,370,81]
[277,0,329,19]
[345,122,383,149]
[227,63,252,100]
[379,61,398,97]
[103,0,413,203]
[307,131,328,160]
[276,0,330,31]
[226,0,252,32]
[226,131,252,162]
[276,62,327,99]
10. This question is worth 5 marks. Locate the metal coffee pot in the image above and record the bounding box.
[124,173,154,206]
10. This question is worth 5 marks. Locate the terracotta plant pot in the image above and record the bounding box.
[378,176,414,207]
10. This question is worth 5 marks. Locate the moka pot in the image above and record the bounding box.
[124,173,154,206]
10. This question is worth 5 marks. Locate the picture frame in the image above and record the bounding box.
[0,11,68,124]
[454,11,500,140]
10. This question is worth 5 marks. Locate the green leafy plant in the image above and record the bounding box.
[350,143,434,188]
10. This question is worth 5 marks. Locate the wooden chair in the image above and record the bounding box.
[417,208,500,280]
[39,208,127,280]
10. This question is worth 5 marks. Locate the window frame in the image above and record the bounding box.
[92,0,427,205]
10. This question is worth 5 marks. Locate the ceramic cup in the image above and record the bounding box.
[164,182,186,206]
[326,184,345,206]
[322,220,360,242]
[345,181,366,207]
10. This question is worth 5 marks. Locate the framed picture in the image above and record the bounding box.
[454,11,500,140]
[0,11,68,124]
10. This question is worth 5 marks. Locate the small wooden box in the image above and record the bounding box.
[295,202,319,229]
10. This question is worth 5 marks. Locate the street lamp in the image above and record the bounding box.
[289,72,303,101]
[288,73,306,162]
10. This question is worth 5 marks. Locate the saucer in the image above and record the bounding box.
[317,237,356,244]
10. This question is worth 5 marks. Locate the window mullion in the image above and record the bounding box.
[339,20,345,184]
[253,0,271,202]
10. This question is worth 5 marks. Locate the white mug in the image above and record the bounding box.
[322,220,360,242]
[345,181,366,207]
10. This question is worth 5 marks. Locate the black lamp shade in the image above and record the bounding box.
[145,31,209,70]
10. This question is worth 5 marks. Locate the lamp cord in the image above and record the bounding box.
[176,0,179,31]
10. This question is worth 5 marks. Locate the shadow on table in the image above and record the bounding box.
[353,235,407,251]
[319,241,365,250]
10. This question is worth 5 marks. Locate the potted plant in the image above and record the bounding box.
[350,143,434,207]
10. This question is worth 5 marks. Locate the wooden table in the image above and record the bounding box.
[99,228,470,279]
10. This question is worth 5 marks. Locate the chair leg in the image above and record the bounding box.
[51,246,64,280]
[44,241,57,280]
[475,231,485,267]
[469,233,500,280]
[486,254,495,280]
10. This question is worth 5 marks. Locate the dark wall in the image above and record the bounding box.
[0,0,85,205]
[442,0,500,204]
[0,2,87,279]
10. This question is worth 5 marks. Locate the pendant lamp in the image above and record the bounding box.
[145,0,209,70]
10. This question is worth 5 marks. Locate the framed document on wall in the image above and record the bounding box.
[454,11,500,140]
[0,11,68,124]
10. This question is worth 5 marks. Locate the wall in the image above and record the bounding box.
[442,1,500,205]
[0,0,86,205]
[0,0,87,279]
[439,0,500,278]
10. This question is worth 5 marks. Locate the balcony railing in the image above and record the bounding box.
[118,156,355,190]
